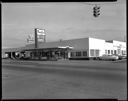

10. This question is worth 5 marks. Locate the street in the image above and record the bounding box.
[2,59,127,100]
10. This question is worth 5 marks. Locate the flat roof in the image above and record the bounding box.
[2,37,126,53]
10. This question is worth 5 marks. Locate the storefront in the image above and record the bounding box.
[2,37,126,60]
[21,47,72,60]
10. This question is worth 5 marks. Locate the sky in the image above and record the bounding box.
[2,0,126,48]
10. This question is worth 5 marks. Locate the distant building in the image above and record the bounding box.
[2,37,126,60]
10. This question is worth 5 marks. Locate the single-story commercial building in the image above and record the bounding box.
[2,37,127,60]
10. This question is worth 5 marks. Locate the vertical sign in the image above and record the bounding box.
[36,28,46,43]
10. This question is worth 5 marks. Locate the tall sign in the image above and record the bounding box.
[36,28,46,43]
[26,28,46,48]
[35,28,46,48]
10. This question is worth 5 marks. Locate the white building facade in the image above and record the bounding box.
[70,37,126,59]
[2,37,126,60]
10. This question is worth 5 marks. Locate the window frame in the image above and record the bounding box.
[108,50,110,54]
[76,51,81,56]
[90,49,95,56]
[83,51,87,56]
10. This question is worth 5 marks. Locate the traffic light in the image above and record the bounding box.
[93,5,100,17]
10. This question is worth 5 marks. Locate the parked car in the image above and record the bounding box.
[116,55,127,60]
[99,55,119,61]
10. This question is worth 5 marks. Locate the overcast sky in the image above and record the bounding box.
[2,1,126,48]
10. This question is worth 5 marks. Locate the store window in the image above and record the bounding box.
[117,49,121,55]
[42,52,46,57]
[83,51,87,56]
[122,50,126,55]
[108,50,110,54]
[114,50,116,55]
[95,50,99,56]
[71,52,74,57]
[76,52,81,56]
[111,50,113,55]
[90,49,95,56]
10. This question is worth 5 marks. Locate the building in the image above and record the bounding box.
[2,37,127,60]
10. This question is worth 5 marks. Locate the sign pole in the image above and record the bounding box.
[35,28,38,48]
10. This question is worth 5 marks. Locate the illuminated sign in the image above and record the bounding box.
[36,29,45,36]
[36,28,46,42]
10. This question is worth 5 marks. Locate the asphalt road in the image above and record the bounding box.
[2,59,127,99]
